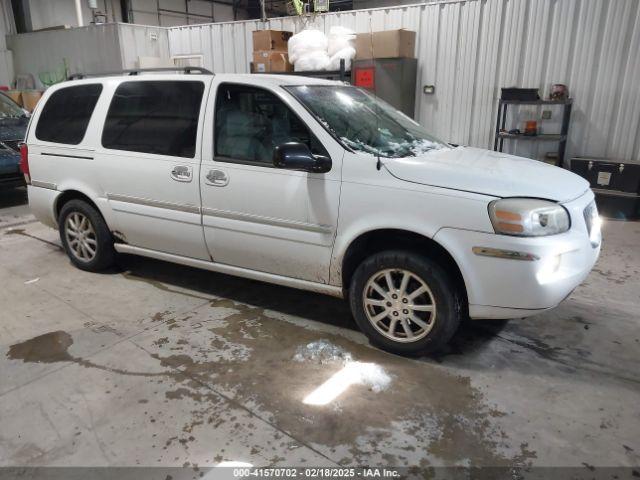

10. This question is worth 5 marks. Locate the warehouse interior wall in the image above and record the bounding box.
[3,0,639,165]
[26,0,122,30]
[169,0,640,165]
[128,0,245,26]
[8,1,245,32]
[6,23,123,88]
[1,0,248,88]
[6,22,170,88]
[353,0,422,9]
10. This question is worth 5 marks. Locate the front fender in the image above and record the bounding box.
[329,181,494,286]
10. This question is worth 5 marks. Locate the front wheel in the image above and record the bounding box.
[349,250,463,355]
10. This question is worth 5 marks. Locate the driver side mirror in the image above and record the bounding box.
[273,142,331,174]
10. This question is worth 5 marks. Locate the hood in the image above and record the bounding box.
[384,146,589,202]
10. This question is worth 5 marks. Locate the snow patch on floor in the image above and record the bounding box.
[345,361,392,393]
[293,339,353,364]
[295,340,393,405]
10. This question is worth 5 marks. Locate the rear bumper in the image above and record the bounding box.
[434,190,600,319]
[27,184,60,229]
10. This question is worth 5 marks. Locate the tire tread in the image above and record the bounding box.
[349,249,462,355]
[58,199,116,272]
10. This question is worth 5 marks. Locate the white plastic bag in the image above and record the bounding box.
[329,46,356,70]
[289,27,354,71]
[327,26,356,56]
[288,29,328,63]
[294,50,331,72]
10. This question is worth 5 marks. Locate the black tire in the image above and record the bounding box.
[349,250,463,356]
[58,199,116,272]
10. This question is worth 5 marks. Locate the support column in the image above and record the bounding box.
[74,0,84,26]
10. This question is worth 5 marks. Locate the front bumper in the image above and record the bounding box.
[434,190,601,319]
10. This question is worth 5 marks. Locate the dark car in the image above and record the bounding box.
[0,92,29,189]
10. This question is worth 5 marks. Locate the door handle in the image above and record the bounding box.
[171,165,192,182]
[205,169,229,187]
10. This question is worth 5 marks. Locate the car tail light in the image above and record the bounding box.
[19,143,31,184]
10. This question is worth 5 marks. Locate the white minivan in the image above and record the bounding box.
[20,69,601,355]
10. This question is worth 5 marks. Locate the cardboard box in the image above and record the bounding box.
[5,90,22,107]
[252,51,293,73]
[21,90,43,112]
[253,30,293,51]
[355,29,416,60]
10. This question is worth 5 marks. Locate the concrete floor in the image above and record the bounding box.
[0,187,639,473]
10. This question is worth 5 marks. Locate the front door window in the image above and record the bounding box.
[214,83,327,166]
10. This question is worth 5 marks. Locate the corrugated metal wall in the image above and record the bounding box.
[168,0,640,164]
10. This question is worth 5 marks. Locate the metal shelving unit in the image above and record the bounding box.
[493,98,573,166]
[251,59,351,83]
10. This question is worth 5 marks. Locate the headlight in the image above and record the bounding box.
[488,198,570,237]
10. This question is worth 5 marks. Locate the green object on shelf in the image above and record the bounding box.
[38,58,68,87]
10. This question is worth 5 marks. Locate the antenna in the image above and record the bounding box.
[369,18,382,171]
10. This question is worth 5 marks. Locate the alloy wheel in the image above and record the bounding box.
[65,212,97,262]
[362,268,437,343]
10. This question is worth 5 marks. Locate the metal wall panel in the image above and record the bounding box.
[168,0,640,164]
[117,23,171,68]
[7,24,123,88]
[6,23,169,87]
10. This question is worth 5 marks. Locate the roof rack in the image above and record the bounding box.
[67,66,214,81]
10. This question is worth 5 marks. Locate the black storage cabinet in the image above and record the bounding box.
[571,157,640,220]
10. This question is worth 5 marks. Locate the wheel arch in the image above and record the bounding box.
[54,189,101,220]
[340,229,468,308]
[53,189,119,240]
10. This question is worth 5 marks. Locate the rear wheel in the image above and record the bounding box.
[58,199,115,271]
[349,250,462,355]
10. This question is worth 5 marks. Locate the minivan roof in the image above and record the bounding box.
[59,73,343,89]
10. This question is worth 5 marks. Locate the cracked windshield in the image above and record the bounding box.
[288,85,449,158]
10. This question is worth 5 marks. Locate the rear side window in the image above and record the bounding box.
[102,81,204,158]
[35,84,102,145]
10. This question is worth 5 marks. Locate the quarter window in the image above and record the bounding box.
[214,83,327,166]
[35,84,102,145]
[102,81,204,158]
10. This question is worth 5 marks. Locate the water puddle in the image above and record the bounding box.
[7,331,163,378]
[6,303,537,466]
